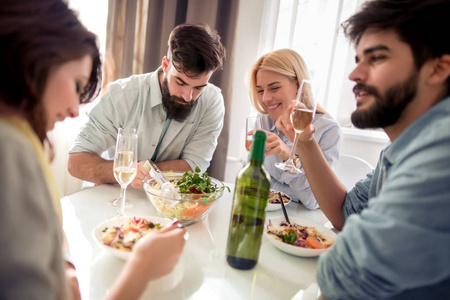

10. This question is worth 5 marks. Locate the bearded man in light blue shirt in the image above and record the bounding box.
[276,0,450,299]
[68,24,226,189]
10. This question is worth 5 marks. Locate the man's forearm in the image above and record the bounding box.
[156,159,192,172]
[68,152,116,185]
[297,139,347,230]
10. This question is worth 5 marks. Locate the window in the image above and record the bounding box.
[68,0,108,54]
[48,1,109,196]
[261,0,368,129]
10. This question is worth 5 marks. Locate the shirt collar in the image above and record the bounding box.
[149,67,163,109]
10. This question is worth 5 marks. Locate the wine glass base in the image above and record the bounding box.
[274,162,303,174]
[108,198,133,208]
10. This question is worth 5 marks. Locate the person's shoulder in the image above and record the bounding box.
[314,113,341,131]
[414,97,450,139]
[316,113,339,125]
[108,72,154,92]
[0,120,35,153]
[432,97,450,125]
[0,120,39,169]
[101,72,157,106]
[392,97,450,161]
[201,83,223,102]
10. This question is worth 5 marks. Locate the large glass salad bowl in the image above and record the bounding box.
[143,172,226,225]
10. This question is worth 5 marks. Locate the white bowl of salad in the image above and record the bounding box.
[264,216,336,257]
[143,167,229,226]
[266,189,291,211]
[93,216,170,260]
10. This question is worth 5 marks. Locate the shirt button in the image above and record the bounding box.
[152,143,156,146]
[160,119,163,123]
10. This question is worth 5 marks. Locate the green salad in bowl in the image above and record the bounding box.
[143,167,229,225]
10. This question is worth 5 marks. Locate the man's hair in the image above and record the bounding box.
[167,23,226,77]
[342,0,450,69]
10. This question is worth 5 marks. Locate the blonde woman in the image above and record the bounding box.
[248,49,341,209]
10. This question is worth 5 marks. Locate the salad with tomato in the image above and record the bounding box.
[100,217,163,251]
[266,219,334,249]
[145,167,229,224]
[176,166,229,194]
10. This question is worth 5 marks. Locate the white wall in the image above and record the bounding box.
[339,128,388,168]
[223,0,266,183]
[50,0,108,196]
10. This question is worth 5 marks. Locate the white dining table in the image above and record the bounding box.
[61,182,333,300]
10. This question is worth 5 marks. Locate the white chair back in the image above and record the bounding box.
[334,155,373,191]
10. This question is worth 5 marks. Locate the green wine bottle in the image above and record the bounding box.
[226,130,270,270]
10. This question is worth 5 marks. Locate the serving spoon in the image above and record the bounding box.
[143,160,180,199]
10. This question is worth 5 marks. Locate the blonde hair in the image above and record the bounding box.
[249,48,328,115]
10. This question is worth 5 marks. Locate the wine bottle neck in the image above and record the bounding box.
[249,131,266,162]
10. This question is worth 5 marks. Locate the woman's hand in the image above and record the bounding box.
[106,222,187,300]
[130,221,187,282]
[261,130,292,161]
[62,232,81,300]
[65,261,81,300]
[275,100,316,143]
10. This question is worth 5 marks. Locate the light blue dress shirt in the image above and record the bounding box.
[259,113,341,209]
[70,69,225,172]
[317,97,450,299]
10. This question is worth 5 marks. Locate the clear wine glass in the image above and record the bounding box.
[275,79,317,174]
[245,115,261,153]
[111,128,138,216]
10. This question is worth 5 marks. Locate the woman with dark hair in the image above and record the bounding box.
[0,1,185,299]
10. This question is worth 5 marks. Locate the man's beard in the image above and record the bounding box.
[351,71,419,129]
[161,78,197,122]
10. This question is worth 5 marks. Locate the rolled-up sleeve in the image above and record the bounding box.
[69,89,130,156]
[342,170,374,221]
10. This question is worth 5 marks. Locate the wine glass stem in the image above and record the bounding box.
[286,133,300,164]
[119,185,127,216]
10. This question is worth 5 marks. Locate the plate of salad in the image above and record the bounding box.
[264,216,336,257]
[266,189,291,211]
[93,216,171,260]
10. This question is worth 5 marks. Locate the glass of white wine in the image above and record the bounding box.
[275,79,316,174]
[112,128,138,216]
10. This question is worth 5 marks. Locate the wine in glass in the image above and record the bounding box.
[112,128,138,216]
[275,79,316,173]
